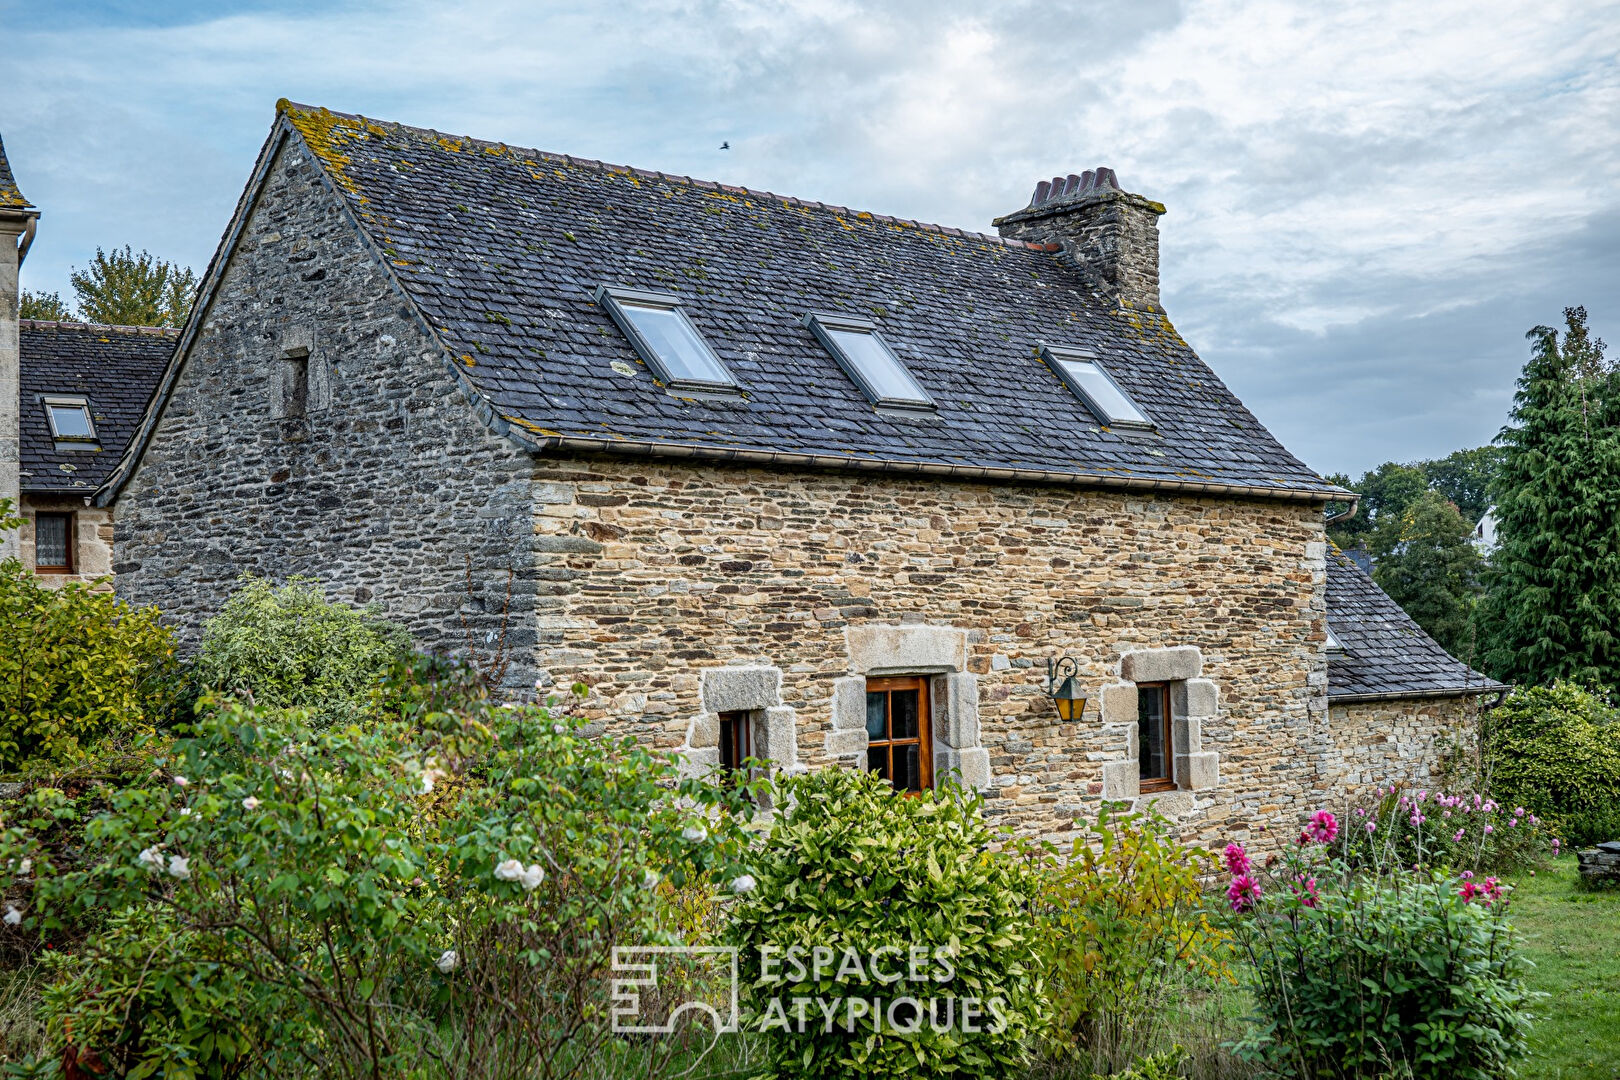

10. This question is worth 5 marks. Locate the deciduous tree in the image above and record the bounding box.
[68,245,196,327]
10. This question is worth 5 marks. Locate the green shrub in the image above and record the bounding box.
[192,575,410,725]
[1038,805,1228,1059]
[0,555,178,772]
[1222,817,1535,1080]
[1485,683,1620,840]
[39,905,293,1079]
[1559,804,1620,849]
[728,767,1047,1080]
[2,656,755,1080]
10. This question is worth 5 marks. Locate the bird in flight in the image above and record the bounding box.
[720,141,730,150]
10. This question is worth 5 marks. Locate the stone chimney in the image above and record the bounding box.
[993,168,1166,313]
[0,132,38,562]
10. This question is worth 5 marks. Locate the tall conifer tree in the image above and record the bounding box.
[1482,307,1620,687]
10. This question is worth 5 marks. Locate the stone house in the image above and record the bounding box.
[0,134,175,585]
[94,102,1501,842]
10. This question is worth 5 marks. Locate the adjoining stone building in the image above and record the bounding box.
[95,102,1500,842]
[0,134,176,585]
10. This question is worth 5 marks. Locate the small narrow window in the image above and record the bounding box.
[281,347,310,418]
[43,397,97,443]
[718,710,753,777]
[864,676,932,793]
[33,513,74,574]
[803,313,935,411]
[1040,345,1152,428]
[1137,682,1174,792]
[594,285,738,396]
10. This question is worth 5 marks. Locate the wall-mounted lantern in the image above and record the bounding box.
[1045,656,1091,723]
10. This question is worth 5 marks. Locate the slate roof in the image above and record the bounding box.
[174,101,1338,503]
[20,321,176,494]
[1326,546,1505,701]
[0,133,33,211]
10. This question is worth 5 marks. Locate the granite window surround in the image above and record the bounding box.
[825,624,990,791]
[678,664,803,789]
[1096,645,1221,803]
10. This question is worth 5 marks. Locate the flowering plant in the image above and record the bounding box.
[0,654,757,1080]
[1342,785,1557,874]
[1219,809,1534,1079]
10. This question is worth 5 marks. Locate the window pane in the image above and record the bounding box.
[48,404,94,438]
[719,713,739,773]
[825,327,931,405]
[1057,358,1149,425]
[866,745,889,782]
[890,689,919,740]
[1138,687,1167,780]
[865,692,888,739]
[900,745,921,793]
[35,515,69,568]
[619,302,732,385]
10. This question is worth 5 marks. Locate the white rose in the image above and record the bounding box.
[137,846,163,872]
[731,874,757,895]
[167,855,191,880]
[436,949,459,973]
[179,808,191,817]
[682,825,708,843]
[172,776,189,788]
[518,863,546,891]
[494,858,524,882]
[3,904,21,926]
[242,796,261,811]
[18,859,31,875]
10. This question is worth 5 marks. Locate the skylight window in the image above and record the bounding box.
[804,313,935,411]
[594,285,738,396]
[1040,345,1152,429]
[43,397,97,443]
[1325,624,1347,657]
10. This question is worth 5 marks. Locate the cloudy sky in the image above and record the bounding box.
[2,0,1616,477]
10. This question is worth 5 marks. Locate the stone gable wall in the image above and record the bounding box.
[112,138,538,678]
[524,456,1334,847]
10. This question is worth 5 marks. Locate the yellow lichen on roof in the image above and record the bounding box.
[278,100,366,200]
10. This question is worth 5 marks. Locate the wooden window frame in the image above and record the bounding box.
[1137,681,1175,793]
[718,710,753,778]
[33,511,75,575]
[865,676,933,794]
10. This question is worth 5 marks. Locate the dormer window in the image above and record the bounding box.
[594,285,738,397]
[1040,345,1152,429]
[43,396,98,446]
[803,313,935,411]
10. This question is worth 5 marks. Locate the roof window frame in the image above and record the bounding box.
[593,284,741,399]
[41,395,99,443]
[1325,623,1347,657]
[1038,344,1154,430]
[802,312,937,413]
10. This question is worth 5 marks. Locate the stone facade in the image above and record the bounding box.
[1325,696,1478,795]
[521,455,1332,847]
[112,138,540,677]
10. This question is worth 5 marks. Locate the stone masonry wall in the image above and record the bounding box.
[113,137,538,682]
[524,455,1335,849]
[1326,696,1478,796]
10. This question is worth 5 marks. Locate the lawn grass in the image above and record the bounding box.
[1508,854,1620,1079]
